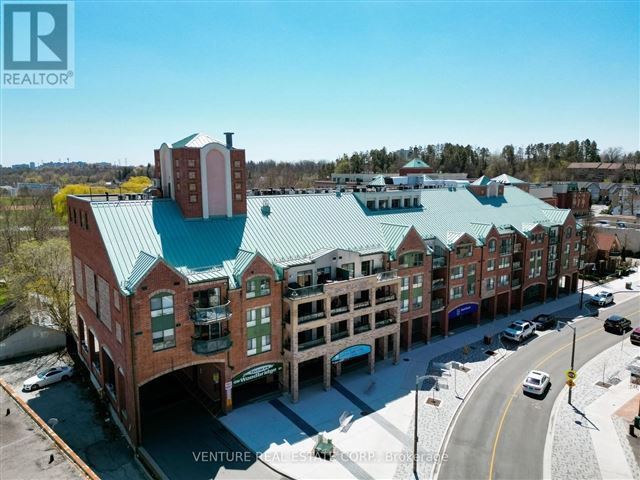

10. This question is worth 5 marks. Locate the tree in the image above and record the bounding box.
[501,145,515,174]
[2,239,74,333]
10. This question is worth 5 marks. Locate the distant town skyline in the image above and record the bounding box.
[1,1,638,166]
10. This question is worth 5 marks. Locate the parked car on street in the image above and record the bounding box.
[590,290,614,306]
[23,365,74,392]
[604,315,631,334]
[530,314,557,331]
[523,370,550,396]
[630,327,640,346]
[502,320,536,342]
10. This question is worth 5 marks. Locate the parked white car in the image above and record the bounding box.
[502,320,536,342]
[590,290,614,306]
[23,366,74,391]
[523,370,550,396]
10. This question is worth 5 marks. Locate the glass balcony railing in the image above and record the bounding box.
[331,330,349,341]
[190,301,232,324]
[192,334,232,355]
[285,284,325,299]
[432,278,446,290]
[353,299,371,310]
[299,337,326,351]
[431,298,445,311]
[298,311,326,324]
[376,270,398,282]
[375,316,395,328]
[432,256,446,269]
[512,261,522,270]
[511,278,521,288]
[375,294,396,304]
[354,323,371,334]
[330,305,349,315]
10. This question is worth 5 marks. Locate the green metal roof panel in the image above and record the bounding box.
[125,251,158,291]
[368,176,387,187]
[402,159,430,169]
[469,223,492,241]
[492,173,526,184]
[232,249,257,284]
[380,223,411,256]
[90,185,574,291]
[472,176,492,186]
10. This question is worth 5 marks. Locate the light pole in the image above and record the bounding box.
[558,321,577,404]
[579,262,596,310]
[414,373,430,476]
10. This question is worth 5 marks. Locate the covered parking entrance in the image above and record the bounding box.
[231,363,282,407]
[138,363,267,479]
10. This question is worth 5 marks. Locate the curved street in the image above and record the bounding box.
[438,295,640,480]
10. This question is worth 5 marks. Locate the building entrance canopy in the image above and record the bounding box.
[331,344,371,364]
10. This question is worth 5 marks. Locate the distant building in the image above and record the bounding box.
[0,186,17,197]
[399,159,434,176]
[15,182,58,196]
[0,309,66,361]
[567,162,639,182]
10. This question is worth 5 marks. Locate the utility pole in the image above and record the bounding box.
[558,321,578,405]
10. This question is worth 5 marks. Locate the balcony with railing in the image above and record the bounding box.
[375,286,397,305]
[432,278,446,291]
[331,322,349,341]
[548,235,559,245]
[299,337,326,351]
[192,333,233,355]
[375,312,396,328]
[431,298,445,312]
[285,284,325,299]
[432,256,447,269]
[189,301,232,324]
[298,310,326,324]
[513,243,522,253]
[511,278,521,288]
[376,269,399,282]
[512,261,522,271]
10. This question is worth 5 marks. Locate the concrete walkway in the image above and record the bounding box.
[222,271,640,480]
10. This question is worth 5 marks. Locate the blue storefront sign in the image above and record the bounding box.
[448,303,478,320]
[331,344,371,364]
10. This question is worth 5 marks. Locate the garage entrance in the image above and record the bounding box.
[231,363,282,407]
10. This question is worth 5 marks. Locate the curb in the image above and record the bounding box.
[430,343,512,480]
[0,377,100,480]
[542,338,636,480]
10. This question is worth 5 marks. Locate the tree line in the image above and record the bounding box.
[246,139,639,188]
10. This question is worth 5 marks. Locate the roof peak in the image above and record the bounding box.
[172,132,223,149]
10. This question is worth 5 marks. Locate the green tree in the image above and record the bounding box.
[2,239,74,333]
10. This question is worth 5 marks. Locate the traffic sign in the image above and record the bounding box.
[565,369,577,381]
[566,379,576,388]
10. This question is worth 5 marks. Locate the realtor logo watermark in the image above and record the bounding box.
[2,0,74,88]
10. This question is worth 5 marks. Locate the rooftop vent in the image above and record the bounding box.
[261,199,271,216]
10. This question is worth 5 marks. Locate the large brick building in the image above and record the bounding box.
[68,132,583,447]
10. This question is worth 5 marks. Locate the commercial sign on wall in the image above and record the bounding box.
[448,303,478,320]
[232,363,282,386]
[331,344,371,364]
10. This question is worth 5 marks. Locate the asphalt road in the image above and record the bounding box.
[438,296,640,480]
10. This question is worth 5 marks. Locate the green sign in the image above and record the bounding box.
[232,363,282,386]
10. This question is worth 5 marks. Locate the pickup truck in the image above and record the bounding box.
[502,320,536,342]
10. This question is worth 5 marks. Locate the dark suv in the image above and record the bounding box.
[531,314,557,331]
[604,315,631,334]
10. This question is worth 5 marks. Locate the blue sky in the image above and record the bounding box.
[1,0,638,166]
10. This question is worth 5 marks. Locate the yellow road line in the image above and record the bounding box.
[487,325,602,479]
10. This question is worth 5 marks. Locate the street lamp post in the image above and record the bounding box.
[558,321,577,405]
[414,373,430,476]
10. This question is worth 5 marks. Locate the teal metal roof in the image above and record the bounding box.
[492,173,526,184]
[472,175,492,186]
[368,176,387,187]
[232,250,257,284]
[470,223,493,241]
[125,252,158,291]
[88,185,574,293]
[380,223,411,259]
[402,159,430,169]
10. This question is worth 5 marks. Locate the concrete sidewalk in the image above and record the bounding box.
[222,272,640,480]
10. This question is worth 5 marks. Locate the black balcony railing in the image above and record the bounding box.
[353,299,371,310]
[298,311,326,324]
[375,316,395,328]
[330,305,349,315]
[192,334,232,355]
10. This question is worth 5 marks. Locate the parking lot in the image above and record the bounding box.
[0,351,146,480]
